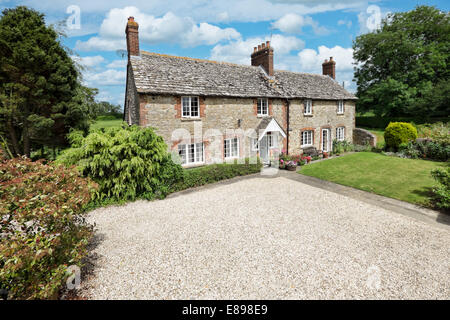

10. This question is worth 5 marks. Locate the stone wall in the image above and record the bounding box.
[288,99,356,154]
[353,128,377,147]
[139,94,356,163]
[124,64,140,125]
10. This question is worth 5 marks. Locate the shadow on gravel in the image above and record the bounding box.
[61,232,106,300]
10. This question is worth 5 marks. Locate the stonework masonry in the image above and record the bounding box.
[138,94,355,162]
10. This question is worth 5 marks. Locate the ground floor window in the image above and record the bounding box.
[178,142,204,165]
[224,137,239,158]
[336,127,345,141]
[301,130,313,147]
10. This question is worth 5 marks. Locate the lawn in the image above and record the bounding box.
[361,127,385,147]
[299,152,447,205]
[90,118,123,131]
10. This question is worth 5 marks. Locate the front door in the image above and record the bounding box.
[260,135,269,163]
[322,128,330,152]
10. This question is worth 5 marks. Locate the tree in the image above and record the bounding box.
[0,6,90,158]
[353,6,450,118]
[92,101,122,118]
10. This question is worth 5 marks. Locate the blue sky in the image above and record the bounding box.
[1,0,448,108]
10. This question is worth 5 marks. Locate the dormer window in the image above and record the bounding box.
[304,99,312,115]
[257,98,268,116]
[182,96,199,118]
[337,100,344,114]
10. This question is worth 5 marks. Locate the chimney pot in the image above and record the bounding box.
[266,41,270,47]
[258,45,261,50]
[254,47,257,52]
[330,56,333,61]
[262,42,265,48]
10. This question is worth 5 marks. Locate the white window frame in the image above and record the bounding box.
[336,127,345,141]
[178,142,204,165]
[251,138,259,151]
[337,100,344,114]
[181,96,200,118]
[224,137,239,159]
[257,98,268,116]
[304,99,312,115]
[301,130,314,147]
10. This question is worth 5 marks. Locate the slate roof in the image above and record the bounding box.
[130,51,356,100]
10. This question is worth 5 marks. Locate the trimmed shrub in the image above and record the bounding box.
[384,122,418,150]
[0,158,96,299]
[57,125,183,202]
[174,158,262,191]
[431,167,450,211]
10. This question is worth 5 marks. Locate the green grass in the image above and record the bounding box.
[299,152,447,205]
[90,119,123,131]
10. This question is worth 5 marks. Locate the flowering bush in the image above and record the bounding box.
[301,155,312,163]
[0,158,97,299]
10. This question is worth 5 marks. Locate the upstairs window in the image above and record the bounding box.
[337,100,344,114]
[178,142,204,165]
[301,130,314,147]
[304,99,312,115]
[182,96,199,118]
[224,137,239,158]
[257,98,268,116]
[336,127,345,141]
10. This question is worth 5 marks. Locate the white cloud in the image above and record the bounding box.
[210,34,305,65]
[106,59,128,69]
[338,19,352,28]
[71,55,105,68]
[83,69,126,86]
[271,13,329,35]
[298,45,354,72]
[75,7,241,51]
[297,45,355,90]
[23,0,369,24]
[75,37,126,52]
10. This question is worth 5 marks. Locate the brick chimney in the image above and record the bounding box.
[125,16,139,58]
[322,56,336,79]
[251,41,274,76]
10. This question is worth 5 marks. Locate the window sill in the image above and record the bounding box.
[181,117,201,121]
[303,114,313,117]
[301,145,313,148]
[337,113,345,115]
[257,115,270,118]
[182,162,205,169]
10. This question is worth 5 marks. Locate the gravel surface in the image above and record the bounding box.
[81,176,450,299]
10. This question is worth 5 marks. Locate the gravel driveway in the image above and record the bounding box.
[81,176,450,299]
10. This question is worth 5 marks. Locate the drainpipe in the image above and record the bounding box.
[285,99,290,155]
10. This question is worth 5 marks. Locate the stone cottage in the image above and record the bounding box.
[124,17,357,166]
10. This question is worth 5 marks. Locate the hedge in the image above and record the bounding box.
[356,116,449,129]
[173,158,262,191]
